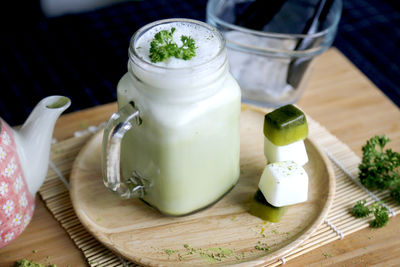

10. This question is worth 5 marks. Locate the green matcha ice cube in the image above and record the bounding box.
[249,190,287,223]
[263,105,308,146]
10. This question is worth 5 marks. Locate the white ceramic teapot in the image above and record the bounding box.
[0,96,70,248]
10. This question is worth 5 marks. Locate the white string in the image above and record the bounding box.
[48,122,107,191]
[117,255,130,267]
[49,160,69,190]
[324,149,396,217]
[74,122,106,137]
[324,219,344,239]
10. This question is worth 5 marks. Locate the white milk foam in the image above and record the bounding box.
[135,21,222,68]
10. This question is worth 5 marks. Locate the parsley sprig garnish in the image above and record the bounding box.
[370,204,389,228]
[359,135,400,191]
[149,27,196,63]
[352,200,371,218]
[352,201,389,228]
[352,135,400,228]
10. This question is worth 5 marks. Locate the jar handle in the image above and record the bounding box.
[102,101,146,199]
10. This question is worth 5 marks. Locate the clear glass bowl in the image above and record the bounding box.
[206,0,342,107]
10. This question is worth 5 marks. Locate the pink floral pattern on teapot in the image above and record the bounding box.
[0,119,35,248]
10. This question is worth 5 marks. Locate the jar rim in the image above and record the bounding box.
[129,18,227,73]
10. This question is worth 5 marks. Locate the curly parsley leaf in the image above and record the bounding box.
[390,183,400,204]
[352,201,389,228]
[149,27,196,63]
[352,200,371,218]
[149,28,178,63]
[358,135,400,190]
[176,35,196,60]
[370,204,389,228]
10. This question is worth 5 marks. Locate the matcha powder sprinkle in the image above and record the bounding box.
[13,259,57,267]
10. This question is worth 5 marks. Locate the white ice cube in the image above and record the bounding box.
[258,161,308,207]
[264,137,309,166]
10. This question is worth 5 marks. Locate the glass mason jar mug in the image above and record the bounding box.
[102,19,241,216]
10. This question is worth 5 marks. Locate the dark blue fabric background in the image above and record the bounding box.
[0,0,399,126]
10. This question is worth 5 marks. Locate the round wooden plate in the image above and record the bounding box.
[70,105,335,266]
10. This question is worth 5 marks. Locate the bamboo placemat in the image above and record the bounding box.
[40,117,399,267]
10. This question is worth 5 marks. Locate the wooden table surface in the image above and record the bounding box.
[1,48,399,267]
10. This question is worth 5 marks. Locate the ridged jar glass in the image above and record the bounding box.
[102,19,241,216]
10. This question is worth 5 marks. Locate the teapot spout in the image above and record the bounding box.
[17,96,71,195]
